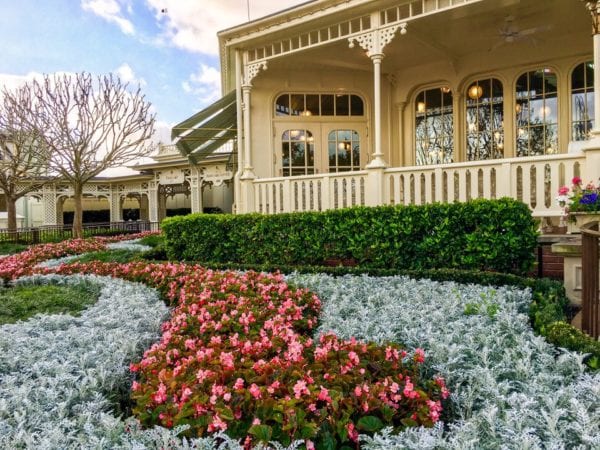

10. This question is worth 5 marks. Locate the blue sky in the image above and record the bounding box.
[0,0,304,143]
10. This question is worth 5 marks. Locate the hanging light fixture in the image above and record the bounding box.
[417,101,426,113]
[468,84,483,100]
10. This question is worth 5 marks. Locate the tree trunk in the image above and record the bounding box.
[73,184,84,239]
[6,196,18,234]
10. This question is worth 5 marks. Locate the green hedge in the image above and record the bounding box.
[162,198,538,275]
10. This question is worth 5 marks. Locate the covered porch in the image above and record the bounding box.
[211,0,600,223]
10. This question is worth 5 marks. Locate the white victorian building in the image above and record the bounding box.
[7,144,233,228]
[171,0,600,228]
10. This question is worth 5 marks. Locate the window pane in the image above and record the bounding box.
[543,69,557,94]
[350,95,364,115]
[515,69,559,154]
[275,94,289,116]
[465,78,503,161]
[306,94,319,115]
[290,94,304,116]
[571,61,595,141]
[336,95,350,115]
[572,63,585,91]
[321,95,335,115]
[415,87,454,165]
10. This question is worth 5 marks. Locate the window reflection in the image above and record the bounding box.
[516,68,558,156]
[466,78,504,161]
[572,61,594,141]
[328,130,360,172]
[281,130,315,176]
[415,87,454,165]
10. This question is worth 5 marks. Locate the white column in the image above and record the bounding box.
[580,2,600,187]
[234,49,244,214]
[241,83,255,179]
[593,31,600,136]
[367,54,387,169]
[148,182,159,223]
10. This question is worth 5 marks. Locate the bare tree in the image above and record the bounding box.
[0,87,53,232]
[5,72,156,238]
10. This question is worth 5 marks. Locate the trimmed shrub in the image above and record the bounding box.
[162,199,538,275]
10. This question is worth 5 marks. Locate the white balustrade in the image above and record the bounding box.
[251,154,585,217]
[384,154,584,217]
[253,171,368,214]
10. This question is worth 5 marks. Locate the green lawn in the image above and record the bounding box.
[0,282,101,325]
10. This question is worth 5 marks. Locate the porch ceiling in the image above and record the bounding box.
[264,0,590,74]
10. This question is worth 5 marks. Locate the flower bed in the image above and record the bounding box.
[0,231,159,282]
[288,273,600,449]
[1,236,598,448]
[51,261,447,449]
[0,273,169,448]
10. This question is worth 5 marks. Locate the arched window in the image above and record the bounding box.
[275,93,364,116]
[466,78,504,160]
[571,61,594,141]
[328,130,360,172]
[281,129,314,176]
[515,68,558,156]
[415,87,453,165]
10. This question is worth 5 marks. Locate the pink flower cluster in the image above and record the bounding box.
[49,259,448,448]
[0,231,158,281]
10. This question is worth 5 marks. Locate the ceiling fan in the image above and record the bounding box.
[489,16,551,51]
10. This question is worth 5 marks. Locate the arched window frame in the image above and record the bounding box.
[274,93,365,117]
[414,85,454,166]
[515,67,559,156]
[570,60,595,141]
[465,78,504,161]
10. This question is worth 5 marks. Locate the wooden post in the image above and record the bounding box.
[581,221,600,339]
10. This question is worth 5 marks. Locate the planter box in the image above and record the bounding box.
[567,213,600,234]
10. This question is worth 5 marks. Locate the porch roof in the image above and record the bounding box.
[171,90,237,164]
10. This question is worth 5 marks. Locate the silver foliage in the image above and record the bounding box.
[287,273,600,449]
[1,270,598,448]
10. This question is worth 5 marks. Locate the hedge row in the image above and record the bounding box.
[162,199,538,275]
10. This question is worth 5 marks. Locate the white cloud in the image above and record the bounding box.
[0,72,45,93]
[183,64,222,106]
[144,0,306,55]
[114,63,147,87]
[81,0,135,35]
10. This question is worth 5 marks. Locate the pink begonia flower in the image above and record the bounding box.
[233,378,245,390]
[293,380,309,399]
[558,185,569,196]
[152,382,167,404]
[347,422,359,442]
[317,386,332,403]
[348,350,360,365]
[252,418,261,425]
[208,414,228,432]
[249,383,262,399]
[414,348,425,364]
[180,387,192,403]
[306,440,315,450]
[573,176,582,185]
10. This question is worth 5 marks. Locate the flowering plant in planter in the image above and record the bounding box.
[557,177,600,214]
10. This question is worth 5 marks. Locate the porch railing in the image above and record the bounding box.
[0,221,160,245]
[254,171,368,214]
[252,153,585,216]
[581,221,600,339]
